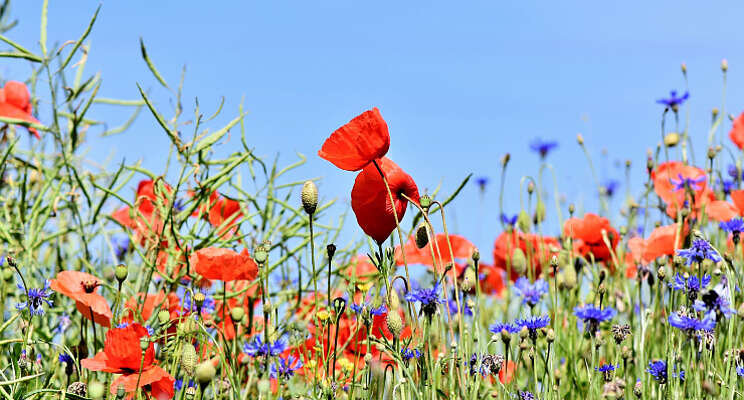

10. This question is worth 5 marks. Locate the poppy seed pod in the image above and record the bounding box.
[67,382,87,396]
[230,307,245,323]
[663,132,679,147]
[517,210,531,233]
[181,343,197,376]
[115,263,127,283]
[415,225,429,249]
[195,361,216,385]
[253,243,268,265]
[157,310,170,325]
[139,337,149,352]
[301,180,318,215]
[386,311,403,337]
[419,194,432,211]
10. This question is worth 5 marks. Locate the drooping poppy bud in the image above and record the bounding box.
[301,180,318,215]
[318,107,390,171]
[351,157,419,245]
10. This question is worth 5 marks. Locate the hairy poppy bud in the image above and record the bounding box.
[386,311,403,337]
[253,243,268,265]
[517,210,531,233]
[115,263,128,283]
[88,381,104,399]
[157,310,170,325]
[419,194,432,211]
[500,329,511,344]
[181,343,197,376]
[139,337,149,352]
[562,267,577,290]
[722,58,728,72]
[388,289,400,311]
[461,267,476,291]
[501,153,510,168]
[577,134,584,145]
[534,201,546,224]
[230,307,245,323]
[301,181,318,215]
[707,147,717,160]
[663,132,679,147]
[511,248,527,276]
[472,247,480,263]
[415,225,429,249]
[196,361,216,385]
[681,62,687,74]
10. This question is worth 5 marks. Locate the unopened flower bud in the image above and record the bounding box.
[526,182,535,195]
[472,247,480,263]
[568,203,575,216]
[546,329,555,343]
[115,263,128,283]
[301,181,318,215]
[577,134,584,145]
[230,307,245,323]
[386,311,403,336]
[181,343,197,376]
[139,337,149,352]
[663,132,679,147]
[501,329,511,344]
[88,381,104,399]
[461,267,476,291]
[681,62,687,74]
[195,361,216,385]
[501,153,510,167]
[326,243,336,260]
[708,147,717,160]
[519,326,529,340]
[419,195,432,211]
[534,201,546,224]
[721,58,728,72]
[157,310,170,325]
[415,225,429,249]
[510,248,527,275]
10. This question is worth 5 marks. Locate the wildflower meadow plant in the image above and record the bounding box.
[2,3,744,400]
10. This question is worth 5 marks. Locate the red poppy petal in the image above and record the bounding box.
[319,108,390,171]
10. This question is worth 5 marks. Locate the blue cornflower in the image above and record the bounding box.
[695,287,735,318]
[173,198,186,213]
[475,176,489,190]
[489,321,520,335]
[244,335,287,357]
[529,138,559,158]
[719,179,735,196]
[401,347,421,361]
[501,213,518,226]
[16,281,53,316]
[58,353,74,365]
[270,355,303,379]
[112,236,130,261]
[574,305,616,334]
[728,164,744,180]
[52,313,72,336]
[514,315,550,341]
[737,366,744,377]
[668,312,716,333]
[602,179,620,197]
[596,364,617,373]
[670,273,711,300]
[405,282,444,318]
[656,90,689,108]
[116,322,130,329]
[349,288,387,317]
[675,239,721,265]
[670,173,705,192]
[518,391,536,400]
[513,277,549,307]
[646,360,684,384]
[448,298,472,317]
[174,379,195,391]
[721,218,744,235]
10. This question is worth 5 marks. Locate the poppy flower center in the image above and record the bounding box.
[81,280,99,293]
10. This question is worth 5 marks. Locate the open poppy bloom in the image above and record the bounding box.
[651,161,714,218]
[0,81,41,138]
[395,233,475,274]
[112,180,173,243]
[319,107,390,171]
[213,280,261,340]
[191,190,243,239]
[707,190,744,222]
[190,247,258,282]
[50,271,112,327]
[627,223,685,265]
[476,262,506,296]
[351,157,419,245]
[343,255,379,291]
[122,291,182,325]
[563,213,619,263]
[729,112,744,150]
[492,231,559,281]
[81,323,174,399]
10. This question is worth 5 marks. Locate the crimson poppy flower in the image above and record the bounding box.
[651,161,714,218]
[318,107,390,171]
[212,280,261,340]
[343,255,379,290]
[627,223,685,265]
[122,291,182,324]
[492,231,559,281]
[351,157,419,245]
[563,213,619,263]
[191,191,243,239]
[707,190,744,222]
[729,113,744,149]
[0,81,41,138]
[395,233,475,274]
[477,262,505,296]
[50,271,112,327]
[190,247,258,282]
[112,180,172,243]
[81,323,174,399]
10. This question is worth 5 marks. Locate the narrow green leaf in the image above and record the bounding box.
[137,83,182,149]
[0,33,36,55]
[0,51,41,62]
[58,5,99,71]
[139,37,169,89]
[192,112,246,154]
[39,0,48,55]
[101,105,142,136]
[93,97,145,106]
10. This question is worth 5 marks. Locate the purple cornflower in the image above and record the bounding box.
[721,218,744,245]
[405,282,444,318]
[349,288,388,317]
[719,179,735,196]
[602,179,620,197]
[670,273,711,301]
[112,236,130,261]
[501,213,518,226]
[737,366,744,377]
[58,353,74,365]
[670,173,705,192]
[675,239,721,265]
[489,321,520,335]
[243,335,287,357]
[728,164,744,180]
[401,347,421,361]
[596,363,618,381]
[529,138,559,158]
[270,355,303,379]
[174,379,195,391]
[515,315,550,341]
[518,391,536,400]
[646,360,684,384]
[574,305,616,335]
[668,312,716,333]
[694,290,735,318]
[475,176,489,191]
[16,281,53,316]
[52,313,72,336]
[513,277,549,307]
[448,298,472,316]
[656,90,689,108]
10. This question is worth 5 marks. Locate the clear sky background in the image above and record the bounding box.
[4,1,744,262]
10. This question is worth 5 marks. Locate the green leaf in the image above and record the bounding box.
[57,5,99,71]
[0,51,41,62]
[191,112,246,154]
[137,83,182,149]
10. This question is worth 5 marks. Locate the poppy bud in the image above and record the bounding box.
[230,307,245,323]
[681,62,687,74]
[2,269,12,281]
[577,134,584,145]
[415,225,429,249]
[181,343,197,376]
[88,381,104,399]
[562,267,577,290]
[461,267,476,291]
[157,310,170,325]
[517,210,531,233]
[568,203,575,216]
[115,263,127,283]
[301,180,318,215]
[386,311,403,337]
[546,329,555,343]
[419,194,432,211]
[663,132,679,147]
[722,58,728,72]
[139,337,149,352]
[253,243,268,265]
[472,247,480,263]
[707,147,717,160]
[534,201,546,224]
[388,289,400,311]
[500,329,511,344]
[646,157,654,174]
[510,248,527,275]
[364,353,372,364]
[195,361,216,385]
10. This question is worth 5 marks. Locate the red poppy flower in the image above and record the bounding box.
[0,81,41,138]
[627,223,684,265]
[395,233,475,274]
[191,191,243,239]
[351,157,419,245]
[563,213,619,263]
[476,262,505,296]
[319,107,390,171]
[492,231,559,281]
[212,280,261,340]
[707,190,744,222]
[50,271,112,327]
[122,291,182,324]
[190,247,258,282]
[112,180,172,243]
[651,161,714,218]
[343,255,379,289]
[729,112,744,149]
[81,323,174,399]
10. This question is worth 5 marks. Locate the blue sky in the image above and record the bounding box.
[5,1,744,260]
